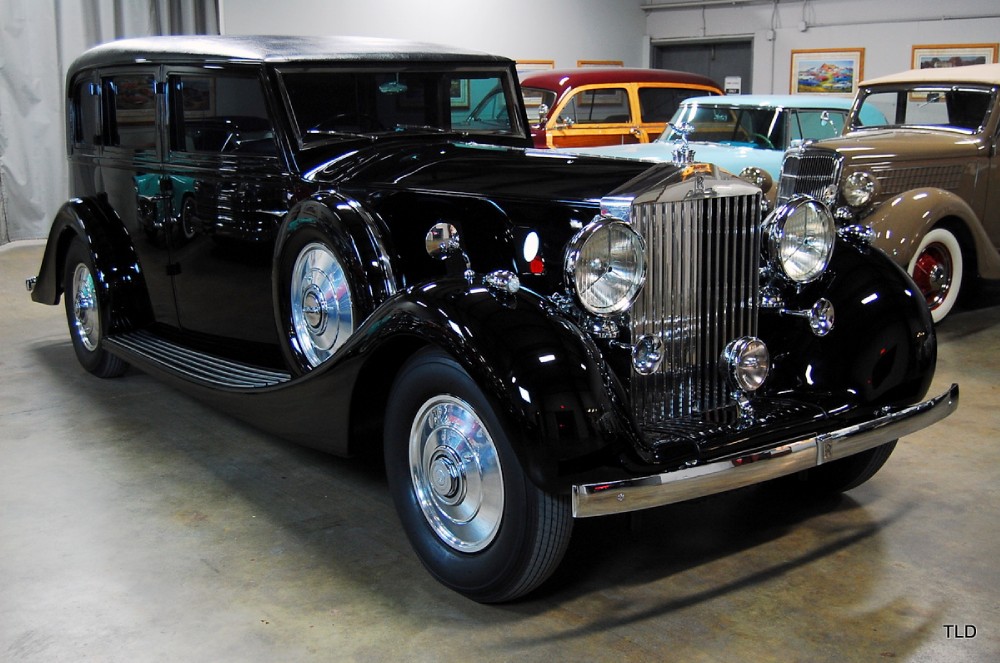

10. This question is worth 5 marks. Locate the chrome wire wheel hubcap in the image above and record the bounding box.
[71,263,100,352]
[409,395,504,552]
[290,243,353,368]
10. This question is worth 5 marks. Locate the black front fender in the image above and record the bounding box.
[761,237,936,407]
[348,277,638,492]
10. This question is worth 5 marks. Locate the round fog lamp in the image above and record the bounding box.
[723,337,770,392]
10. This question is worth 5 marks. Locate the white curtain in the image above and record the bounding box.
[0,0,219,244]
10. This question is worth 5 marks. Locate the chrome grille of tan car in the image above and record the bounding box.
[777,149,841,204]
[629,192,762,423]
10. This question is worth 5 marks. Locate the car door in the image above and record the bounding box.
[163,66,289,350]
[545,84,643,148]
[98,67,180,329]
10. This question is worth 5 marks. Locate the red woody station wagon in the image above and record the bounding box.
[519,67,723,148]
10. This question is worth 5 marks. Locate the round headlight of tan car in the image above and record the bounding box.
[842,170,878,208]
[767,196,836,283]
[564,217,646,316]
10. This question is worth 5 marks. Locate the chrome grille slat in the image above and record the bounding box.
[777,150,841,204]
[630,192,762,423]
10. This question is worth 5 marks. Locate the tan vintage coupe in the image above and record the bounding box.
[777,63,1000,322]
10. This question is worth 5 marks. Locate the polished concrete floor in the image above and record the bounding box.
[2,239,998,662]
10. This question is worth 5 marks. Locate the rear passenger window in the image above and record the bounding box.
[70,76,101,148]
[169,74,276,155]
[639,88,710,123]
[564,88,630,124]
[105,74,157,150]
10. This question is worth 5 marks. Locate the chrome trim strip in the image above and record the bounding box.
[572,384,959,518]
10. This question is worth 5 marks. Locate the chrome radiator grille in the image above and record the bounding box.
[776,149,841,204]
[629,192,762,423]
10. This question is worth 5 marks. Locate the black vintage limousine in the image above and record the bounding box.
[27,35,957,602]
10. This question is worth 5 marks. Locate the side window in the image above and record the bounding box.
[562,88,631,124]
[638,88,704,123]
[169,73,276,156]
[70,76,101,149]
[104,73,158,150]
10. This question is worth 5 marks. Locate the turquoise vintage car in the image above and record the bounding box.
[560,94,885,196]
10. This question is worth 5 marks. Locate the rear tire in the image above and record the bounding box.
[384,348,572,602]
[62,239,128,378]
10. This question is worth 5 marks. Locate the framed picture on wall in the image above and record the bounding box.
[517,60,555,107]
[450,79,469,109]
[790,48,864,96]
[576,60,624,68]
[911,43,998,70]
[516,60,555,80]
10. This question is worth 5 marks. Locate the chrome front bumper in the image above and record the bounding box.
[572,384,959,518]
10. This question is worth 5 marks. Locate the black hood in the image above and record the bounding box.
[305,139,669,205]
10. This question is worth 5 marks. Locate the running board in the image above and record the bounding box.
[106,330,291,389]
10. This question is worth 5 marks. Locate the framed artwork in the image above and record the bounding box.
[911,43,998,70]
[577,60,624,68]
[790,48,864,96]
[516,60,555,80]
[113,73,157,123]
[517,60,555,107]
[180,77,215,118]
[450,79,469,109]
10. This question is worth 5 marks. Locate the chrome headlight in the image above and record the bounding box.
[564,217,646,316]
[842,170,878,208]
[767,196,835,283]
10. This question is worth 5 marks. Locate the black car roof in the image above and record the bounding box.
[70,34,511,71]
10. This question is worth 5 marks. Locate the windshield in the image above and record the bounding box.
[279,67,524,144]
[659,103,849,149]
[660,104,789,149]
[853,85,994,132]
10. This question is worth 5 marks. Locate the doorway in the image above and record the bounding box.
[652,40,753,94]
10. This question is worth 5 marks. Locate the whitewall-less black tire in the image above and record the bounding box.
[62,239,128,378]
[384,348,573,603]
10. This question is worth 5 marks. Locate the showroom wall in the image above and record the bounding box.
[644,0,1000,94]
[219,0,648,69]
[220,0,1000,90]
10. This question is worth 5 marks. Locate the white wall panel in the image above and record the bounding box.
[644,0,1000,93]
[219,0,648,69]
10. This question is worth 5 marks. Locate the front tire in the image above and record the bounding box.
[62,239,128,378]
[908,226,964,323]
[781,441,897,497]
[384,349,572,602]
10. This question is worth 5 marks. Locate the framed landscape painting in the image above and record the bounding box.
[790,48,864,96]
[911,43,998,70]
